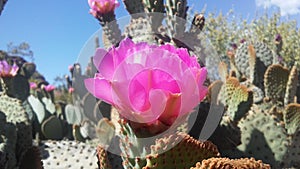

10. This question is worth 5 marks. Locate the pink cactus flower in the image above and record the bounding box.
[85,38,207,126]
[68,87,75,93]
[44,84,56,92]
[0,60,19,77]
[88,0,120,14]
[30,82,37,89]
[68,65,74,71]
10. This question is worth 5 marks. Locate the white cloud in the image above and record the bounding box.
[256,0,300,16]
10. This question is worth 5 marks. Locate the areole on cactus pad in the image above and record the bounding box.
[85,38,207,127]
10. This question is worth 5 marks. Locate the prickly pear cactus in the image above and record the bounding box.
[0,111,17,169]
[235,42,274,89]
[143,132,220,169]
[41,115,63,140]
[219,77,253,121]
[264,64,289,101]
[236,106,289,168]
[191,157,270,169]
[283,103,300,135]
[0,92,32,166]
[41,140,98,169]
[65,103,83,125]
[284,65,299,105]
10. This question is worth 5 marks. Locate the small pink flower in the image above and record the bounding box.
[68,87,75,93]
[68,65,74,71]
[30,82,37,89]
[85,38,207,126]
[44,84,56,92]
[88,0,120,14]
[0,60,19,77]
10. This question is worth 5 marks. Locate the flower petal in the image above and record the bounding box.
[93,48,114,80]
[158,92,181,126]
[84,78,114,105]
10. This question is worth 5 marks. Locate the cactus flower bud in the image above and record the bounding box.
[275,33,282,42]
[88,0,120,15]
[30,82,37,89]
[0,60,19,77]
[44,84,56,92]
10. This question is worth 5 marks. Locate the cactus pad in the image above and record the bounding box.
[191,157,270,169]
[0,92,32,163]
[221,77,252,121]
[123,0,145,14]
[284,131,300,168]
[28,95,46,123]
[284,65,299,105]
[264,64,289,101]
[143,132,219,169]
[41,115,63,140]
[124,17,156,44]
[96,118,115,147]
[235,42,274,88]
[237,106,289,167]
[41,140,98,169]
[283,103,300,135]
[65,104,83,125]
[42,97,56,114]
[0,111,17,169]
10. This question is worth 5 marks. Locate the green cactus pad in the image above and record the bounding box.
[82,93,98,124]
[41,140,98,169]
[191,157,270,169]
[284,65,299,106]
[143,132,219,169]
[235,42,274,88]
[2,75,30,102]
[0,111,17,169]
[65,104,83,125]
[101,14,122,49]
[41,115,63,140]
[283,103,300,135]
[248,85,264,103]
[80,120,96,139]
[0,92,30,125]
[96,118,115,147]
[222,77,252,121]
[264,64,289,102]
[27,95,46,123]
[237,106,289,167]
[124,17,156,44]
[42,97,56,114]
[21,62,36,78]
[284,131,300,168]
[234,42,251,78]
[72,124,86,142]
[123,0,145,14]
[209,116,241,150]
[0,92,32,163]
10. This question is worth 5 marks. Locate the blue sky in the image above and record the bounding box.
[0,0,299,84]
